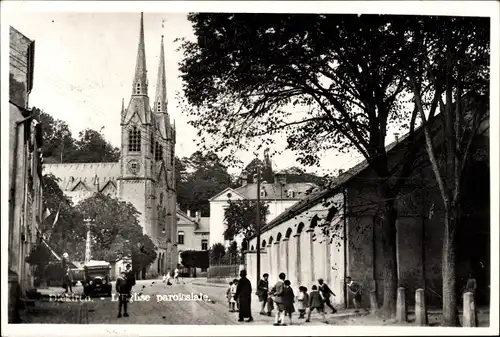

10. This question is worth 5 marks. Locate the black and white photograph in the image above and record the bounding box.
[2,1,498,336]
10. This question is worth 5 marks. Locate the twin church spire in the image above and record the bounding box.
[131,12,167,114]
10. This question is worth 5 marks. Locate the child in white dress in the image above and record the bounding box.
[229,279,238,312]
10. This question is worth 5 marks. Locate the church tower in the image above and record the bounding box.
[152,34,177,272]
[118,13,158,276]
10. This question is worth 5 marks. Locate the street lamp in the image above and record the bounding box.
[254,163,262,286]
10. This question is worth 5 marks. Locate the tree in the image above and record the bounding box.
[209,243,226,264]
[177,151,233,216]
[33,109,120,163]
[280,166,327,186]
[180,250,210,275]
[179,13,424,316]
[72,128,120,163]
[404,16,489,326]
[33,108,76,163]
[224,199,270,241]
[41,174,86,259]
[76,193,157,270]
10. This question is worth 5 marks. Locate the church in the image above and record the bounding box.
[43,13,177,278]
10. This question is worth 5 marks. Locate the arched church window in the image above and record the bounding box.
[155,141,162,161]
[170,146,174,166]
[136,83,141,94]
[150,133,154,154]
[128,126,141,152]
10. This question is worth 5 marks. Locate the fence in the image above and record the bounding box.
[207,265,240,279]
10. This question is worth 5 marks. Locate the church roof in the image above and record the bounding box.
[43,162,120,192]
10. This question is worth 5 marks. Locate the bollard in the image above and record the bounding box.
[396,287,408,322]
[463,292,477,327]
[370,290,379,312]
[415,288,428,326]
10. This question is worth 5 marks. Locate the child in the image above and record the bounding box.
[226,281,233,311]
[297,286,309,319]
[229,279,238,312]
[306,285,327,323]
[282,280,295,325]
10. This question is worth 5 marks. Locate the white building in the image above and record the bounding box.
[209,170,317,247]
[176,209,210,272]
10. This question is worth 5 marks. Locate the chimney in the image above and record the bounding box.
[240,170,248,187]
[195,211,201,221]
[394,133,400,142]
[187,210,191,218]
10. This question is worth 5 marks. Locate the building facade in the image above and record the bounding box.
[246,118,490,308]
[209,178,317,247]
[42,13,178,278]
[9,26,44,322]
[176,209,210,274]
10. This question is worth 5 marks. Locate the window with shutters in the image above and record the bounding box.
[128,126,141,152]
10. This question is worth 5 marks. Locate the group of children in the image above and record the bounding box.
[161,267,181,287]
[228,272,362,325]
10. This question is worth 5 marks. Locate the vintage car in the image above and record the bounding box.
[70,267,85,286]
[83,260,112,297]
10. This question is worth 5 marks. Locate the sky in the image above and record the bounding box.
[3,1,497,177]
[4,9,372,176]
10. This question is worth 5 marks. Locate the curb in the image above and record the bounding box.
[191,282,228,288]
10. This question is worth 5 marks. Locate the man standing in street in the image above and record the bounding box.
[318,278,337,314]
[235,269,253,322]
[345,276,362,312]
[256,273,269,315]
[125,264,136,290]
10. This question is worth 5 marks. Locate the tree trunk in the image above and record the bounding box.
[380,200,398,318]
[442,205,460,326]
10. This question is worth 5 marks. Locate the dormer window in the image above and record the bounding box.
[260,189,266,197]
[287,190,295,198]
[135,83,141,94]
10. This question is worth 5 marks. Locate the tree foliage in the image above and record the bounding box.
[75,193,157,269]
[177,151,233,216]
[180,250,210,270]
[402,16,489,326]
[33,108,120,163]
[41,174,87,259]
[224,199,269,240]
[179,13,426,316]
[209,243,226,261]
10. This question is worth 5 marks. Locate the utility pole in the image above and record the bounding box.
[84,218,93,264]
[256,164,261,286]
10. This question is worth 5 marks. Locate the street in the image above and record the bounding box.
[31,278,337,324]
[85,279,234,324]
